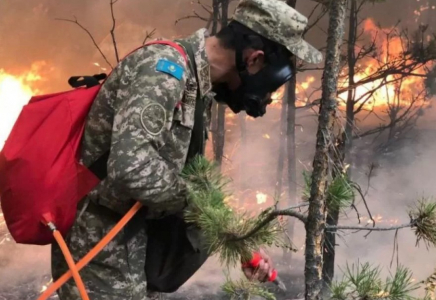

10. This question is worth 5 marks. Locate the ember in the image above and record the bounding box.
[256,192,267,205]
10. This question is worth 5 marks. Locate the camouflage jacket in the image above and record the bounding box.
[79,28,213,216]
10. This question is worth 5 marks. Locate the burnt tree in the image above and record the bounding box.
[213,0,229,168]
[304,1,347,299]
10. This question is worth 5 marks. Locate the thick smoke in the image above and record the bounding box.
[0,0,435,299]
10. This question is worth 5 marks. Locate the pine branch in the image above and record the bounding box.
[230,204,309,242]
[332,262,420,300]
[409,198,436,248]
[181,157,436,274]
[181,156,285,266]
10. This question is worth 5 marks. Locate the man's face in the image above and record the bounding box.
[227,48,266,90]
[213,47,293,118]
[224,49,274,112]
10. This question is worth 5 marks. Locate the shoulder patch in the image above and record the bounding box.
[156,59,184,81]
[140,103,166,136]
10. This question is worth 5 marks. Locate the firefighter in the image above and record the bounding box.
[51,0,323,299]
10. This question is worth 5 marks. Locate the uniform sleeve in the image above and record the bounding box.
[105,44,190,214]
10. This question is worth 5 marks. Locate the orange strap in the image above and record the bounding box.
[38,201,143,300]
[52,230,90,300]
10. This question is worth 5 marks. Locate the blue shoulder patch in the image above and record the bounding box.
[155,59,184,81]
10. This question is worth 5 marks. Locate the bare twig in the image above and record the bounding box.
[142,28,156,45]
[353,184,375,227]
[351,204,361,224]
[328,221,416,231]
[175,11,210,25]
[390,229,400,268]
[364,163,375,197]
[55,17,114,70]
[110,0,120,62]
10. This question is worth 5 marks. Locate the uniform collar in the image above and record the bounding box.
[181,28,212,98]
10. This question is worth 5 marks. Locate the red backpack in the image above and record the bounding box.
[0,40,188,246]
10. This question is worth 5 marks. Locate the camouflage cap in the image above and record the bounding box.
[232,0,323,64]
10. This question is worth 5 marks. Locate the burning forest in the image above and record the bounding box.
[1,0,436,299]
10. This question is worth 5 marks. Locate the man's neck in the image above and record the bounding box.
[205,36,235,85]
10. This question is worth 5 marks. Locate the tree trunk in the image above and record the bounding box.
[276,0,298,201]
[211,0,219,34]
[215,106,226,167]
[239,112,247,193]
[343,0,357,158]
[275,88,288,199]
[211,0,220,164]
[214,0,229,168]
[285,74,297,258]
[322,0,356,296]
[304,1,347,300]
[278,0,297,263]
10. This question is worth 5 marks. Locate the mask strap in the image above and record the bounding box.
[230,24,248,76]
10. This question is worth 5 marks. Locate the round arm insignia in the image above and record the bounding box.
[140,102,167,135]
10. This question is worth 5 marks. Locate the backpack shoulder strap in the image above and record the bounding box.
[176,40,205,164]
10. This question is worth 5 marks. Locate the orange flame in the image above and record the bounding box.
[256,191,267,204]
[336,19,434,109]
[0,62,46,149]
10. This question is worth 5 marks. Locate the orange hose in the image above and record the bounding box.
[52,230,90,300]
[38,201,143,300]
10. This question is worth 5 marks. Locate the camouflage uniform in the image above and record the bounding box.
[51,28,213,300]
[51,0,322,299]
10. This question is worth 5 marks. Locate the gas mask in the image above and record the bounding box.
[213,28,295,118]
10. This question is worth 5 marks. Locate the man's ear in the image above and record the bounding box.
[245,49,265,68]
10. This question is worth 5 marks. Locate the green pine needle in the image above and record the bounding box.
[384,265,419,300]
[345,261,383,298]
[181,156,284,266]
[302,171,355,210]
[181,156,231,194]
[330,279,350,300]
[222,277,276,300]
[302,171,312,202]
[328,174,356,210]
[334,261,420,300]
[408,198,436,248]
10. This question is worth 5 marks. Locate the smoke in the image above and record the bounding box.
[1,0,436,298]
[0,0,204,92]
[217,0,436,295]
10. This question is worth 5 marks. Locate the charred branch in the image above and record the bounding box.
[304,1,348,299]
[54,17,114,70]
[110,0,120,63]
[142,29,157,45]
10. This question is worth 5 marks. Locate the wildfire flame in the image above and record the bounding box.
[0,63,45,149]
[337,19,434,109]
[269,19,434,114]
[359,214,399,225]
[256,192,267,204]
[94,62,107,72]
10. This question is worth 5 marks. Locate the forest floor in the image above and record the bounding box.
[0,239,305,300]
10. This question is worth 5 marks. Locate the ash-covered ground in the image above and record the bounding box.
[0,240,304,300]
